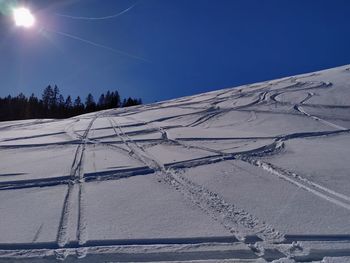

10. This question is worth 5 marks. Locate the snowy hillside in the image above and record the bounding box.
[0,65,350,262]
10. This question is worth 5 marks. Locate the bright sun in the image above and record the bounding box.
[13,7,35,28]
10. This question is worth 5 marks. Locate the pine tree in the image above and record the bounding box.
[65,96,72,109]
[57,95,65,118]
[53,85,60,107]
[105,90,112,108]
[74,96,84,115]
[28,93,39,118]
[74,96,82,107]
[111,91,121,108]
[58,95,65,106]
[65,95,73,117]
[98,94,105,110]
[85,93,96,112]
[42,85,54,110]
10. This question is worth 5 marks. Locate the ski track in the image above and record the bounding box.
[56,114,98,248]
[239,157,350,211]
[113,115,284,244]
[294,104,347,130]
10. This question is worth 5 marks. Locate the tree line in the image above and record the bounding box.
[0,85,142,121]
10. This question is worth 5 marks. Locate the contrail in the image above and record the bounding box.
[55,2,138,20]
[44,28,150,63]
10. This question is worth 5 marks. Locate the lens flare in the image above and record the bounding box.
[13,7,35,28]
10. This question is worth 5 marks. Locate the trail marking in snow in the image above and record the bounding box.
[241,158,350,211]
[109,115,283,244]
[57,114,98,248]
[294,104,347,131]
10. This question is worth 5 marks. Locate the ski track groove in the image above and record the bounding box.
[239,157,350,211]
[135,114,350,243]
[56,114,98,248]
[294,104,347,131]
[110,115,283,245]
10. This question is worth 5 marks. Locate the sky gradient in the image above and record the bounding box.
[1,0,350,103]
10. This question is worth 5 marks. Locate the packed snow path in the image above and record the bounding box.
[0,65,350,262]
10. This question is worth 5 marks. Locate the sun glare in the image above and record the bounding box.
[13,7,35,28]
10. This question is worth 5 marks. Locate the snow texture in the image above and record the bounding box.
[0,65,350,262]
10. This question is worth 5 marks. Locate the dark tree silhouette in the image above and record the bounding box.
[0,85,142,121]
[122,97,142,107]
[85,93,96,113]
[98,94,105,109]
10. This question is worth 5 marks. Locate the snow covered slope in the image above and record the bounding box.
[0,65,350,262]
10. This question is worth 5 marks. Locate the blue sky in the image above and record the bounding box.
[1,0,350,103]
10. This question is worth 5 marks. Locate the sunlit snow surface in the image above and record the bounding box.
[0,65,350,262]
